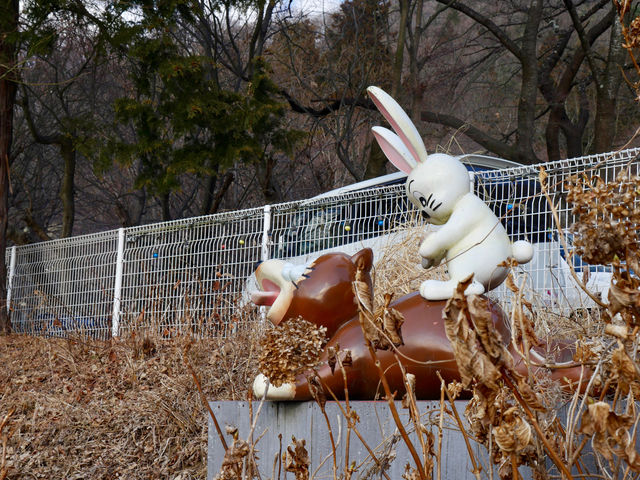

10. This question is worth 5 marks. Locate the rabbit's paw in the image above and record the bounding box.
[421,257,435,269]
[419,279,453,300]
[419,278,485,300]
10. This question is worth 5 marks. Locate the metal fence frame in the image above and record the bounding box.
[6,147,640,338]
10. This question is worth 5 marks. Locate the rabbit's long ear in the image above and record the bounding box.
[372,127,417,174]
[367,86,428,166]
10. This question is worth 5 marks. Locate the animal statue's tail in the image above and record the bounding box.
[512,240,534,264]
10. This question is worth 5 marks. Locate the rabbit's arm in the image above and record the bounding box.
[418,231,445,269]
[419,221,469,259]
[421,252,446,269]
[418,200,480,259]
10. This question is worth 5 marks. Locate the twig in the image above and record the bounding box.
[501,373,573,480]
[437,371,482,480]
[437,380,445,480]
[365,345,427,479]
[0,408,16,480]
[183,351,228,451]
[311,416,342,479]
[278,434,283,480]
[353,280,427,480]
[315,376,392,480]
[245,389,267,480]
[568,360,607,468]
[339,358,353,480]
[511,454,523,480]
[396,354,429,474]
[310,373,338,478]
[554,418,588,477]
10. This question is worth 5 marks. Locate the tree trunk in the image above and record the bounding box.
[364,0,408,180]
[546,102,588,161]
[515,0,543,164]
[0,0,18,334]
[593,13,624,153]
[364,143,387,179]
[161,192,171,221]
[209,172,233,214]
[60,140,76,237]
[392,0,409,98]
[593,95,618,153]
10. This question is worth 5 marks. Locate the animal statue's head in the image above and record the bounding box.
[405,154,470,225]
[367,86,471,226]
[251,248,374,337]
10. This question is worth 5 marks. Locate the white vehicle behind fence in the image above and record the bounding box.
[260,153,613,315]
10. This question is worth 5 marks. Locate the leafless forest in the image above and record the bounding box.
[3,0,639,242]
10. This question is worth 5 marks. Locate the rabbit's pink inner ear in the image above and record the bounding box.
[372,127,416,174]
[367,87,426,165]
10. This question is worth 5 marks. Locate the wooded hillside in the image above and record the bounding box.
[2,0,640,332]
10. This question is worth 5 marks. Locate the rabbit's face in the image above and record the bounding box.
[405,154,470,225]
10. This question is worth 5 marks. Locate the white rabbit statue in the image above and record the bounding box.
[367,86,533,300]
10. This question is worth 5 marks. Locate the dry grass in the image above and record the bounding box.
[0,325,262,479]
[371,224,447,303]
[0,224,443,480]
[1,184,636,479]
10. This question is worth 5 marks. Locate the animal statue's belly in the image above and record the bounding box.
[293,293,510,400]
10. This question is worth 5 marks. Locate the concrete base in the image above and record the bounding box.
[207,400,524,479]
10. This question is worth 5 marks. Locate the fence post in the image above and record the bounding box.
[261,205,271,262]
[6,246,16,315]
[260,206,272,323]
[112,228,125,337]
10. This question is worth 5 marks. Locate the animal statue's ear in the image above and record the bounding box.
[351,248,373,273]
[372,127,417,174]
[367,86,428,165]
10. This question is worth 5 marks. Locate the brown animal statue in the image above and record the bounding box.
[252,248,584,400]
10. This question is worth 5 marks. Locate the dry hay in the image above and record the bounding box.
[0,325,262,479]
[370,223,606,345]
[371,224,447,305]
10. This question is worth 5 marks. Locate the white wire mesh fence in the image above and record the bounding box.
[5,148,640,338]
[8,232,119,339]
[478,148,640,314]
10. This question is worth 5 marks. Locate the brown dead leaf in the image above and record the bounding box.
[608,281,640,326]
[611,344,640,395]
[578,401,635,462]
[216,429,250,480]
[284,436,310,480]
[539,166,548,188]
[447,380,463,400]
[327,346,337,374]
[468,295,506,363]
[401,373,416,409]
[353,268,405,351]
[353,271,379,346]
[443,279,502,391]
[382,306,405,347]
[494,407,532,453]
[402,464,422,480]
[307,374,326,410]
[516,378,546,412]
[341,349,353,367]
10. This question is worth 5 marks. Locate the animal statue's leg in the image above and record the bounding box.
[252,373,296,400]
[419,278,485,300]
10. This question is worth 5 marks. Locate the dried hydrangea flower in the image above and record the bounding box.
[258,317,327,387]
